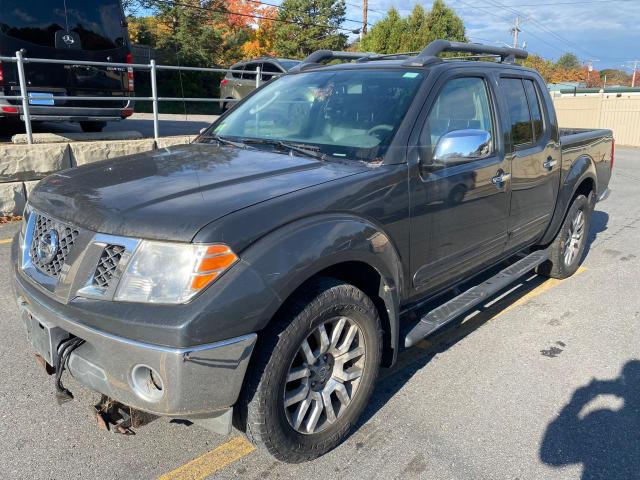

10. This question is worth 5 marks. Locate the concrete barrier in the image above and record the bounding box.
[12,131,143,144]
[0,143,71,183]
[0,135,194,214]
[70,139,156,166]
[0,182,26,216]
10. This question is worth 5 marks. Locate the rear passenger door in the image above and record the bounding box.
[409,71,510,294]
[498,75,560,249]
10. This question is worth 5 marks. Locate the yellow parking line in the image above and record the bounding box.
[158,436,255,480]
[0,238,13,245]
[495,266,587,318]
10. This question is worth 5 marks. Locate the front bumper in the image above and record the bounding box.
[13,265,256,422]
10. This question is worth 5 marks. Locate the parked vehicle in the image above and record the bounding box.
[0,0,133,132]
[219,57,300,111]
[12,40,613,463]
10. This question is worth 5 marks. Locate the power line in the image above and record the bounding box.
[455,0,635,6]
[242,0,373,27]
[480,0,601,58]
[145,0,360,33]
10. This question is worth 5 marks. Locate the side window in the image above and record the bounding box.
[242,63,259,81]
[523,79,544,141]
[231,64,244,79]
[261,62,282,81]
[421,77,494,163]
[501,78,534,147]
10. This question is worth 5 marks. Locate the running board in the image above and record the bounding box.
[404,250,549,348]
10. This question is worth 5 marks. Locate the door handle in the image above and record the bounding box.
[543,157,557,170]
[234,83,242,87]
[491,171,511,188]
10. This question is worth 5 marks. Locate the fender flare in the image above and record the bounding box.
[540,154,597,245]
[240,213,404,363]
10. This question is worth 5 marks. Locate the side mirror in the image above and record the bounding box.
[426,129,492,170]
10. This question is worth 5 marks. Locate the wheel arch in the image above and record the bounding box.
[241,214,404,367]
[539,154,597,245]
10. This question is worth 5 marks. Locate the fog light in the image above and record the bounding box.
[131,364,164,402]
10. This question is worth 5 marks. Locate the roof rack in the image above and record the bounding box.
[290,40,528,72]
[402,40,528,66]
[288,50,373,72]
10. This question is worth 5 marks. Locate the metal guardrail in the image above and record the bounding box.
[0,51,278,144]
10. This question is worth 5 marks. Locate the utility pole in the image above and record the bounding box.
[511,16,521,48]
[362,0,368,36]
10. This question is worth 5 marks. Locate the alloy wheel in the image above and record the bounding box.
[563,208,585,266]
[283,316,366,435]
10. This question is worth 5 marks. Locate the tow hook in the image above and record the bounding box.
[93,395,155,435]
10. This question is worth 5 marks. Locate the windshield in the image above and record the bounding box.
[206,69,424,161]
[0,0,126,50]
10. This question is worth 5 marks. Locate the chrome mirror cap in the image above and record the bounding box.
[432,129,492,164]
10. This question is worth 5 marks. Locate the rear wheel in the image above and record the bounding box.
[79,121,106,133]
[237,278,382,462]
[537,193,592,279]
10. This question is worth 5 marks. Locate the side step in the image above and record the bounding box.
[404,250,549,348]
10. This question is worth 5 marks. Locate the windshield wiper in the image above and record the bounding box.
[201,134,253,150]
[243,138,328,161]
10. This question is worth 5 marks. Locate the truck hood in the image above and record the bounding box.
[29,143,369,242]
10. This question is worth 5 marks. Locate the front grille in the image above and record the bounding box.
[29,214,79,277]
[92,244,125,289]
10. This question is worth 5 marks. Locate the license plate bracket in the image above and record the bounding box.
[21,310,69,366]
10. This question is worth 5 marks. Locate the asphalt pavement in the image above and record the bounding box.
[0,147,638,480]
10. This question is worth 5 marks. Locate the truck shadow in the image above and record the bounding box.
[583,210,608,257]
[539,360,640,480]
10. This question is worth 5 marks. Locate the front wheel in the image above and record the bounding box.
[237,278,382,462]
[537,193,592,279]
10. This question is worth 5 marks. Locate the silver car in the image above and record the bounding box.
[219,58,301,111]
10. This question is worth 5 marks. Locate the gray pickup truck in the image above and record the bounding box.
[11,40,613,462]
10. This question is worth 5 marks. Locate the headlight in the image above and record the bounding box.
[114,241,238,304]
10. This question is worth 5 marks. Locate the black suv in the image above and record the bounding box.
[0,0,133,132]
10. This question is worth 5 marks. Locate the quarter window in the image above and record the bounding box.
[501,78,535,147]
[422,76,495,162]
[523,79,544,141]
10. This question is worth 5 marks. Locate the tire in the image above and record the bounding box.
[537,193,592,279]
[236,277,382,463]
[79,121,106,133]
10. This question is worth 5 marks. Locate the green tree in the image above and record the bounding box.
[556,53,581,70]
[424,0,466,44]
[400,5,431,52]
[360,1,466,54]
[273,0,348,58]
[360,7,405,54]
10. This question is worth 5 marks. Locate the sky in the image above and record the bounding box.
[341,0,640,71]
[133,0,640,71]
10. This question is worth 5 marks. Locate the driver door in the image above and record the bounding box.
[409,72,510,295]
